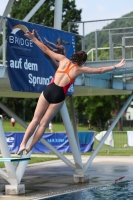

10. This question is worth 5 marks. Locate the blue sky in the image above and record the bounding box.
[75,0,133,21]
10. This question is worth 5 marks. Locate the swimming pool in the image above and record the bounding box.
[39,180,133,200]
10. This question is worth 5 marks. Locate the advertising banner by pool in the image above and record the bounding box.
[7,17,76,95]
[5,132,94,153]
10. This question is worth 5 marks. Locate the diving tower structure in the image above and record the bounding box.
[0,0,133,195]
[1,58,133,97]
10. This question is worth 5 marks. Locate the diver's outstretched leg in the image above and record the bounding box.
[17,93,50,155]
[25,101,64,153]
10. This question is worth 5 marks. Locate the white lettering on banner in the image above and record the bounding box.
[9,36,33,47]
[24,59,38,71]
[47,138,68,143]
[9,58,38,70]
[72,36,75,53]
[28,73,53,87]
[10,58,22,69]
[9,58,53,87]
[6,137,14,142]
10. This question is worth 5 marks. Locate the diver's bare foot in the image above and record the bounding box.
[25,147,32,155]
[17,146,26,156]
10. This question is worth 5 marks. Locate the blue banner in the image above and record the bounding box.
[5,132,94,153]
[7,18,76,95]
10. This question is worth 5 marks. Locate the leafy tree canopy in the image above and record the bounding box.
[10,0,82,33]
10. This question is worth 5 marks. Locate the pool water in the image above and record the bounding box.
[42,180,133,200]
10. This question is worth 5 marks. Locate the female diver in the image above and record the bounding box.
[17,30,125,155]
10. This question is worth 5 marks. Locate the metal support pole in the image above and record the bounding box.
[0,120,18,185]
[60,103,83,172]
[122,36,126,83]
[40,138,76,170]
[54,0,63,29]
[82,22,85,51]
[54,0,83,173]
[23,0,46,22]
[95,30,98,61]
[92,49,94,61]
[122,36,126,58]
[68,22,71,32]
[84,92,133,172]
[0,101,34,183]
[109,31,113,60]
[69,96,80,149]
[2,19,6,66]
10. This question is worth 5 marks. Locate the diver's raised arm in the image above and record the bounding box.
[25,30,65,61]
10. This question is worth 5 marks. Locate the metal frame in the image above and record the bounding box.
[84,92,133,172]
[68,18,133,60]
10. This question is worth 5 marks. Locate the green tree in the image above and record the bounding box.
[74,96,114,128]
[0,97,37,121]
[110,95,129,131]
[73,94,129,131]
[10,0,81,33]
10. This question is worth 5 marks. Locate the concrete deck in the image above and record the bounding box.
[0,155,133,200]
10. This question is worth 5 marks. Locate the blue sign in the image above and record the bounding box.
[5,132,94,153]
[7,18,76,94]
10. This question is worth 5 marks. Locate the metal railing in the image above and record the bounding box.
[68,17,133,61]
[94,131,133,153]
[0,16,6,67]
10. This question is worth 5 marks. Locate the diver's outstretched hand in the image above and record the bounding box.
[115,58,126,69]
[24,30,35,41]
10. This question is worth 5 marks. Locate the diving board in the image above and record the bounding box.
[0,157,30,162]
